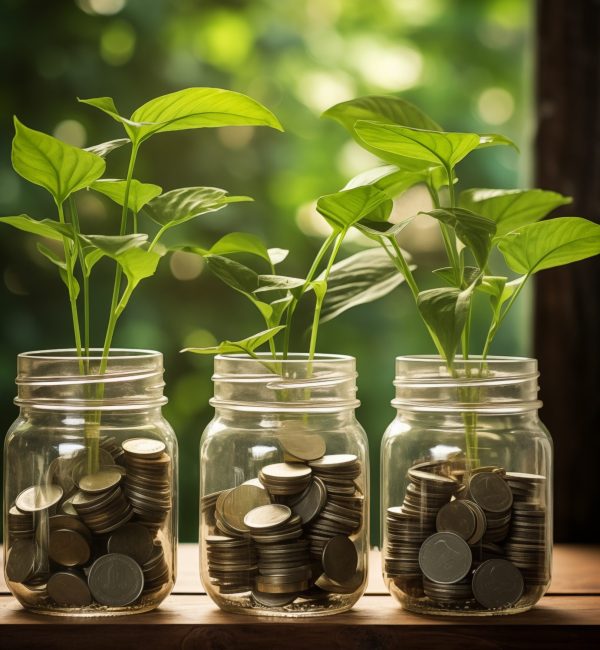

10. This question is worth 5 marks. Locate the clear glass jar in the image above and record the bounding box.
[3,349,178,616]
[381,356,552,616]
[199,353,369,617]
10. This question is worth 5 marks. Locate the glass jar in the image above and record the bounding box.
[381,356,552,616]
[3,349,178,616]
[199,353,369,617]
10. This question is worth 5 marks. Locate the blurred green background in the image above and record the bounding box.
[0,0,532,543]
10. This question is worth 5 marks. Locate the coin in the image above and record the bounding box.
[16,484,63,513]
[279,432,326,462]
[220,484,272,534]
[6,539,36,583]
[419,532,472,584]
[252,590,298,607]
[472,558,524,608]
[49,515,92,541]
[244,504,292,530]
[88,553,145,606]
[436,500,477,541]
[309,454,358,469]
[47,571,92,607]
[49,529,91,567]
[469,472,513,513]
[78,468,123,493]
[288,477,327,525]
[314,571,364,594]
[322,535,358,584]
[107,522,154,565]
[122,438,166,458]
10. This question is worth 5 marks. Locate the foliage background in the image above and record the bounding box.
[0,0,532,543]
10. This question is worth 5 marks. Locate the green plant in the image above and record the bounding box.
[182,183,413,363]
[1,87,282,471]
[322,94,600,467]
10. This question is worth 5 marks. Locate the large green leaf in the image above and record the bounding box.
[79,233,148,275]
[498,217,600,275]
[459,188,572,238]
[204,255,259,294]
[144,187,251,230]
[182,326,285,355]
[11,118,106,204]
[207,232,271,263]
[344,165,427,197]
[417,286,473,366]
[85,138,130,158]
[319,247,411,323]
[91,179,162,213]
[80,88,283,144]
[254,275,306,293]
[354,121,516,171]
[0,214,74,241]
[316,186,393,232]
[425,208,497,269]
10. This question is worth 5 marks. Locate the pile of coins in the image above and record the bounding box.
[202,435,365,608]
[5,437,173,610]
[385,460,548,611]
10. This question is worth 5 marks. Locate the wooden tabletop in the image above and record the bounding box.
[1,544,599,649]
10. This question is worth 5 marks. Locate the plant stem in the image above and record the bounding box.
[149,224,169,252]
[308,232,345,361]
[282,231,337,358]
[388,237,419,301]
[68,198,90,366]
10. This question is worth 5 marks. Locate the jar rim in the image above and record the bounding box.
[215,352,356,363]
[18,348,162,362]
[395,354,535,364]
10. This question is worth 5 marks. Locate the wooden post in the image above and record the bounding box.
[535,0,600,542]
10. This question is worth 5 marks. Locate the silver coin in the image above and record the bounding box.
[47,571,92,607]
[419,532,472,584]
[122,438,166,458]
[472,558,524,609]
[278,432,326,462]
[309,454,358,469]
[107,522,154,565]
[16,484,63,513]
[322,535,358,584]
[252,590,298,607]
[88,553,144,606]
[78,468,123,494]
[469,472,513,513]
[6,539,36,583]
[49,529,91,567]
[244,504,292,530]
[289,477,327,525]
[436,501,477,541]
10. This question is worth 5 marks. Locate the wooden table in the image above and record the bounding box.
[1,545,599,649]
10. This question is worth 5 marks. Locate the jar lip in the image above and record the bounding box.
[395,354,536,364]
[215,352,356,363]
[18,348,162,362]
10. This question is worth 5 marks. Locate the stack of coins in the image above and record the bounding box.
[122,439,172,533]
[467,471,513,543]
[8,506,34,540]
[385,460,549,611]
[6,436,174,610]
[258,463,312,496]
[206,535,257,594]
[214,483,271,537]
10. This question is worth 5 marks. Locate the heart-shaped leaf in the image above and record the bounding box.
[85,138,130,158]
[319,247,412,322]
[37,242,79,299]
[434,265,481,288]
[317,185,393,232]
[182,326,285,355]
[498,217,600,275]
[344,164,427,197]
[0,214,74,241]
[354,121,516,171]
[81,88,283,145]
[424,208,496,269]
[12,118,106,205]
[204,255,259,294]
[459,188,573,238]
[79,233,148,276]
[144,187,251,230]
[357,216,414,239]
[207,232,271,263]
[268,248,289,266]
[91,179,162,213]
[417,286,474,366]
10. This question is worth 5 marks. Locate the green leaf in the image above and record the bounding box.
[204,255,259,294]
[144,187,251,230]
[344,165,427,197]
[320,247,411,322]
[81,88,283,144]
[112,247,162,291]
[11,117,106,204]
[459,188,573,238]
[255,275,306,293]
[268,248,289,266]
[477,275,525,323]
[417,286,473,366]
[498,217,600,275]
[207,232,271,263]
[182,326,285,355]
[323,95,442,133]
[433,266,460,287]
[78,233,148,275]
[269,296,294,326]
[0,214,74,241]
[354,121,515,171]
[357,216,414,239]
[316,186,393,232]
[91,179,162,213]
[425,208,496,269]
[37,242,79,299]
[85,138,130,158]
